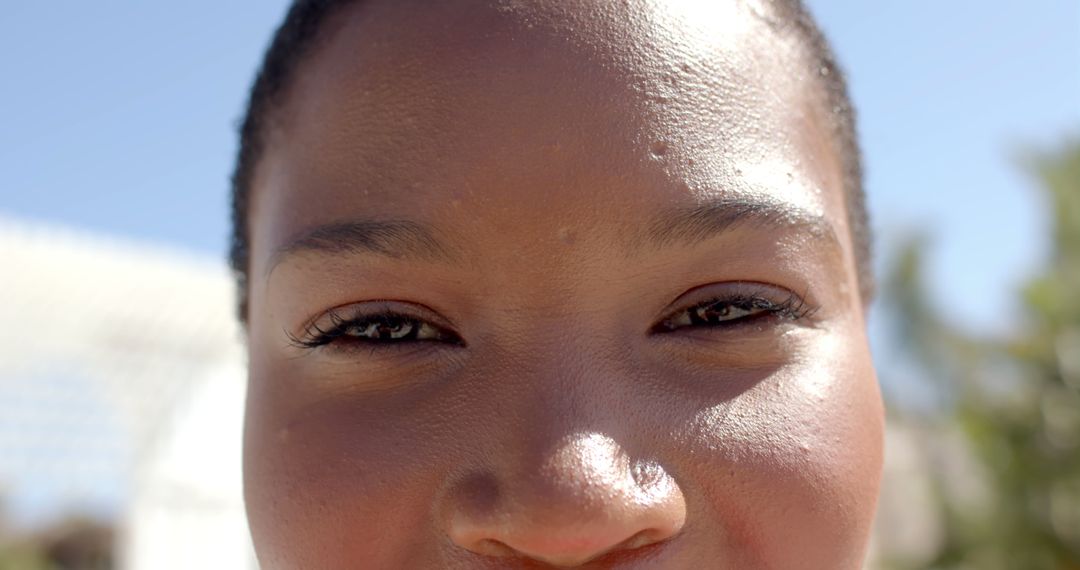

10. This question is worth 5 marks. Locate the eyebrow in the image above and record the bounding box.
[267,219,453,275]
[638,196,842,252]
[268,198,842,275]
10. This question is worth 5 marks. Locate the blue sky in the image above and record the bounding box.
[1,1,1077,332]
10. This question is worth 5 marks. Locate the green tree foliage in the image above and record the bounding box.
[884,141,1080,569]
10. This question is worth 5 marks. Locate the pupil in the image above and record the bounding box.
[698,303,732,322]
[375,318,413,340]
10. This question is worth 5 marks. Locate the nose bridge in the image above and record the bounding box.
[493,319,653,492]
[526,431,636,515]
[488,341,626,500]
[444,346,687,566]
[516,308,635,411]
[504,340,636,479]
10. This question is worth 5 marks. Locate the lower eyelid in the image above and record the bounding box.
[659,323,776,347]
[304,336,459,361]
[652,305,809,336]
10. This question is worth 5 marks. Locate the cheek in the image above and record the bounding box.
[243,359,463,568]
[675,336,883,569]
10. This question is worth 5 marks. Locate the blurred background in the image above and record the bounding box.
[0,1,1077,568]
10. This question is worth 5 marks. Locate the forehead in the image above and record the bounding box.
[250,0,850,275]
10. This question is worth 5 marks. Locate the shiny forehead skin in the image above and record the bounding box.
[248,0,853,280]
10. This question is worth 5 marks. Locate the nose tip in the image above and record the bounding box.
[445,434,686,566]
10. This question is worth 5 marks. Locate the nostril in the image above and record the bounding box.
[470,538,518,558]
[613,529,660,553]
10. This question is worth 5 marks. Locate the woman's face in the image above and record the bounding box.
[243,1,883,568]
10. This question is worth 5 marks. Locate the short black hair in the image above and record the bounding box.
[229,0,871,322]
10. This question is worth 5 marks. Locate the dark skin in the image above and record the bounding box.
[243,1,883,568]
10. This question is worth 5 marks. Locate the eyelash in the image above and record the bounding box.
[651,290,817,333]
[288,291,817,352]
[287,308,462,351]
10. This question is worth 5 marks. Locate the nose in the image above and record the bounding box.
[445,433,686,567]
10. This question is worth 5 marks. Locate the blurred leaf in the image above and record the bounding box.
[884,140,1080,569]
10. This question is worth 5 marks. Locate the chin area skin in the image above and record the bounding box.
[241,1,884,568]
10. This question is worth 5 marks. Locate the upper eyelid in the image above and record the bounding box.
[288,301,473,353]
[652,282,800,321]
[287,313,431,350]
[652,284,822,330]
[293,300,456,339]
[659,295,784,323]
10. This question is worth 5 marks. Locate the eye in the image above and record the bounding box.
[652,287,816,333]
[336,315,441,342]
[288,304,462,352]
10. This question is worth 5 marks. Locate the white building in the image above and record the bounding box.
[0,216,255,569]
